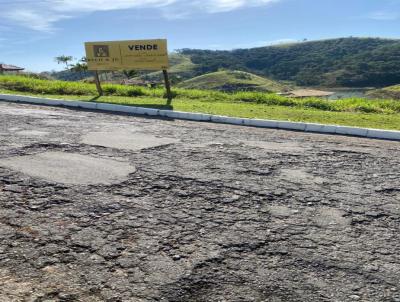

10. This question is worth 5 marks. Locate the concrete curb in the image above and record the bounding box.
[1,93,400,142]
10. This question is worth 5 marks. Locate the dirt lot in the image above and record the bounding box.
[0,101,399,302]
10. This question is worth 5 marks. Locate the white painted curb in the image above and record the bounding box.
[1,93,400,141]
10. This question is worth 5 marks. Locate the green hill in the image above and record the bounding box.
[179,37,400,88]
[367,84,400,100]
[177,70,290,92]
[135,53,197,83]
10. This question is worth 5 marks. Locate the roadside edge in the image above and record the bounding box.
[1,93,399,141]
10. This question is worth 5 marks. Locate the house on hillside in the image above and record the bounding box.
[0,64,25,74]
[279,89,334,98]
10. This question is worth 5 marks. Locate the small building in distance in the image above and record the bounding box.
[0,64,25,74]
[279,89,334,98]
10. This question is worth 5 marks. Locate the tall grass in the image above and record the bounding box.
[1,75,399,114]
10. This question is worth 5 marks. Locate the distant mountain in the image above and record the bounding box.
[48,37,400,89]
[179,37,400,88]
[177,70,291,92]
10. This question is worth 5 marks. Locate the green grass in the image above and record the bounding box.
[177,70,290,92]
[1,74,400,130]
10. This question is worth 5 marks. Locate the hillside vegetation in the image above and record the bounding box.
[122,53,197,84]
[180,37,400,88]
[177,70,291,92]
[368,84,400,100]
[48,37,400,90]
[1,75,400,114]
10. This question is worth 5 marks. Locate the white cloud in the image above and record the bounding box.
[197,0,277,13]
[53,0,175,12]
[367,11,399,21]
[1,0,279,32]
[5,9,69,32]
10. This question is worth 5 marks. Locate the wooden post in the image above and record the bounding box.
[94,71,103,96]
[162,69,172,103]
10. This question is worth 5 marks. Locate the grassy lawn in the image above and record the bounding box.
[1,88,400,130]
[1,75,400,130]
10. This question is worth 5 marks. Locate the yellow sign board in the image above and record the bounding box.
[85,39,169,71]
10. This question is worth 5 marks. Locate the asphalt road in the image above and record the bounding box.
[0,101,399,302]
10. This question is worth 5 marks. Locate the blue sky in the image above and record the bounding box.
[0,0,399,72]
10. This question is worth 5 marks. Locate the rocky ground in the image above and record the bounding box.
[0,101,399,302]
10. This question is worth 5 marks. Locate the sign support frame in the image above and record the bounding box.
[94,71,103,96]
[163,69,172,103]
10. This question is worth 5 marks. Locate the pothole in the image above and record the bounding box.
[313,207,351,228]
[245,141,307,153]
[279,168,326,185]
[269,205,298,218]
[1,108,72,117]
[16,130,50,137]
[0,151,136,185]
[81,131,178,151]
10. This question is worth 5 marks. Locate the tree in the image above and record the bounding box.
[122,70,137,79]
[55,55,73,69]
[70,62,88,79]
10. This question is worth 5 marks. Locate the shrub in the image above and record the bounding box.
[126,87,145,97]
[103,86,118,95]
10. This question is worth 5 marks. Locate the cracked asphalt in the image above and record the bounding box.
[0,101,399,302]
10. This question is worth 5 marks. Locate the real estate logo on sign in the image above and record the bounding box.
[85,39,169,71]
[93,45,110,58]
